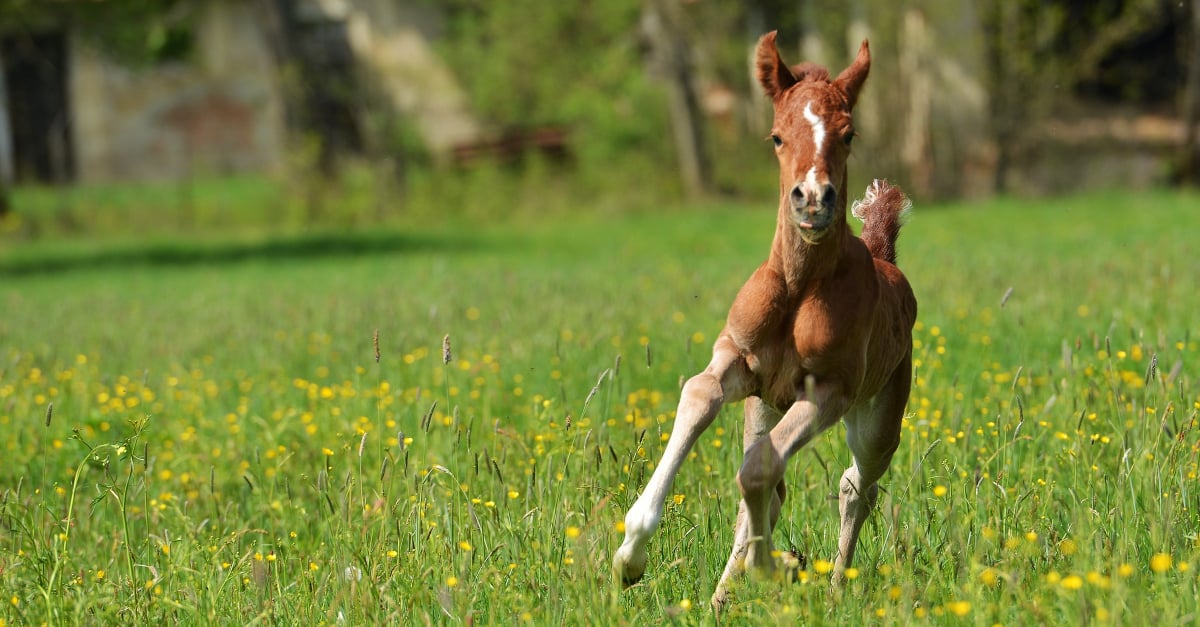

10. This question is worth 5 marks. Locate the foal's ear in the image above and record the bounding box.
[755,31,797,99]
[834,39,871,109]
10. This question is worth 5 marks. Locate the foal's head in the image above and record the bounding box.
[756,31,870,242]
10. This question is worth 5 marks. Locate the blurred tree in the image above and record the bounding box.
[981,0,1172,193]
[1182,0,1200,185]
[641,0,710,196]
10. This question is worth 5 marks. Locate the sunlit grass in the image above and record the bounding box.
[1,187,1198,623]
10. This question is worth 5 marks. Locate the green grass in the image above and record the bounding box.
[1,187,1198,624]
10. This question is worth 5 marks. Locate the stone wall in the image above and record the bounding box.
[70,0,285,182]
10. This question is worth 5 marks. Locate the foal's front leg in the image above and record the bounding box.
[737,384,849,574]
[713,396,783,606]
[613,336,752,585]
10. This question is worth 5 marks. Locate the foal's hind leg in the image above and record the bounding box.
[832,359,909,581]
[613,336,752,585]
[712,396,784,607]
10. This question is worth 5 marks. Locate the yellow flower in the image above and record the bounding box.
[679,599,692,611]
[615,521,626,533]
[1118,563,1134,577]
[507,489,520,499]
[932,485,947,497]
[979,568,999,586]
[1059,538,1077,556]
[458,541,473,551]
[1150,552,1172,573]
[322,447,334,456]
[565,526,581,539]
[672,494,685,505]
[947,601,970,617]
[1061,574,1083,590]
[386,550,398,558]
[843,567,859,580]
[446,576,458,588]
[813,560,833,574]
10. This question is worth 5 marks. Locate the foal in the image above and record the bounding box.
[612,32,917,606]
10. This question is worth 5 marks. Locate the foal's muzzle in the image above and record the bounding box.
[789,182,838,232]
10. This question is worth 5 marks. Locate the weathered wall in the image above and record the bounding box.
[70,0,285,182]
[341,0,481,159]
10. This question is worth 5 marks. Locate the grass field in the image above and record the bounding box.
[2,186,1199,624]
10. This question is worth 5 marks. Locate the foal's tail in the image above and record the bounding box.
[851,179,912,265]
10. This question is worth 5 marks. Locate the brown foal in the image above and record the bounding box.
[612,31,917,607]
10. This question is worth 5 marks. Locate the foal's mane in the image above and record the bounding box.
[788,62,830,84]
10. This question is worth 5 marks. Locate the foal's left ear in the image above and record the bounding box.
[834,39,871,109]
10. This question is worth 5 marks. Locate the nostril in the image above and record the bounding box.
[821,185,837,208]
[790,185,805,207]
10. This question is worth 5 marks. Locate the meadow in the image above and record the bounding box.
[1,186,1198,624]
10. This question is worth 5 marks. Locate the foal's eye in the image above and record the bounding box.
[844,131,856,147]
[770,134,783,148]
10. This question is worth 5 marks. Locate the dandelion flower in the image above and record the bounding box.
[932,485,947,497]
[446,575,458,587]
[1150,553,1172,574]
[813,560,833,574]
[458,541,473,552]
[1061,574,1083,590]
[565,526,581,539]
[947,601,970,617]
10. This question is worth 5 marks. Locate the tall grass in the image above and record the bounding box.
[1,187,1198,623]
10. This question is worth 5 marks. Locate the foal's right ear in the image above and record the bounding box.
[755,31,797,99]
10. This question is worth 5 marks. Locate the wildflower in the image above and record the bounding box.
[1118,563,1134,577]
[446,575,459,587]
[458,541,473,552]
[1150,553,1172,573]
[507,489,520,499]
[843,568,859,580]
[933,485,947,497]
[679,599,692,611]
[947,601,971,617]
[387,550,398,558]
[615,521,626,533]
[1059,538,1078,556]
[813,560,833,574]
[979,568,999,586]
[565,526,581,539]
[672,494,685,505]
[1060,574,1083,590]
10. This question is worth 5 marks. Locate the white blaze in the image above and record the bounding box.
[803,101,825,157]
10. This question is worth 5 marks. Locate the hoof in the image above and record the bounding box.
[612,549,646,587]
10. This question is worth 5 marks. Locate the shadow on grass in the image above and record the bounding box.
[0,230,493,277]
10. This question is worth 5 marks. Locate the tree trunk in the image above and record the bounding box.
[1181,0,1200,185]
[642,0,711,196]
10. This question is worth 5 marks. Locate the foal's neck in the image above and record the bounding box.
[768,199,847,292]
